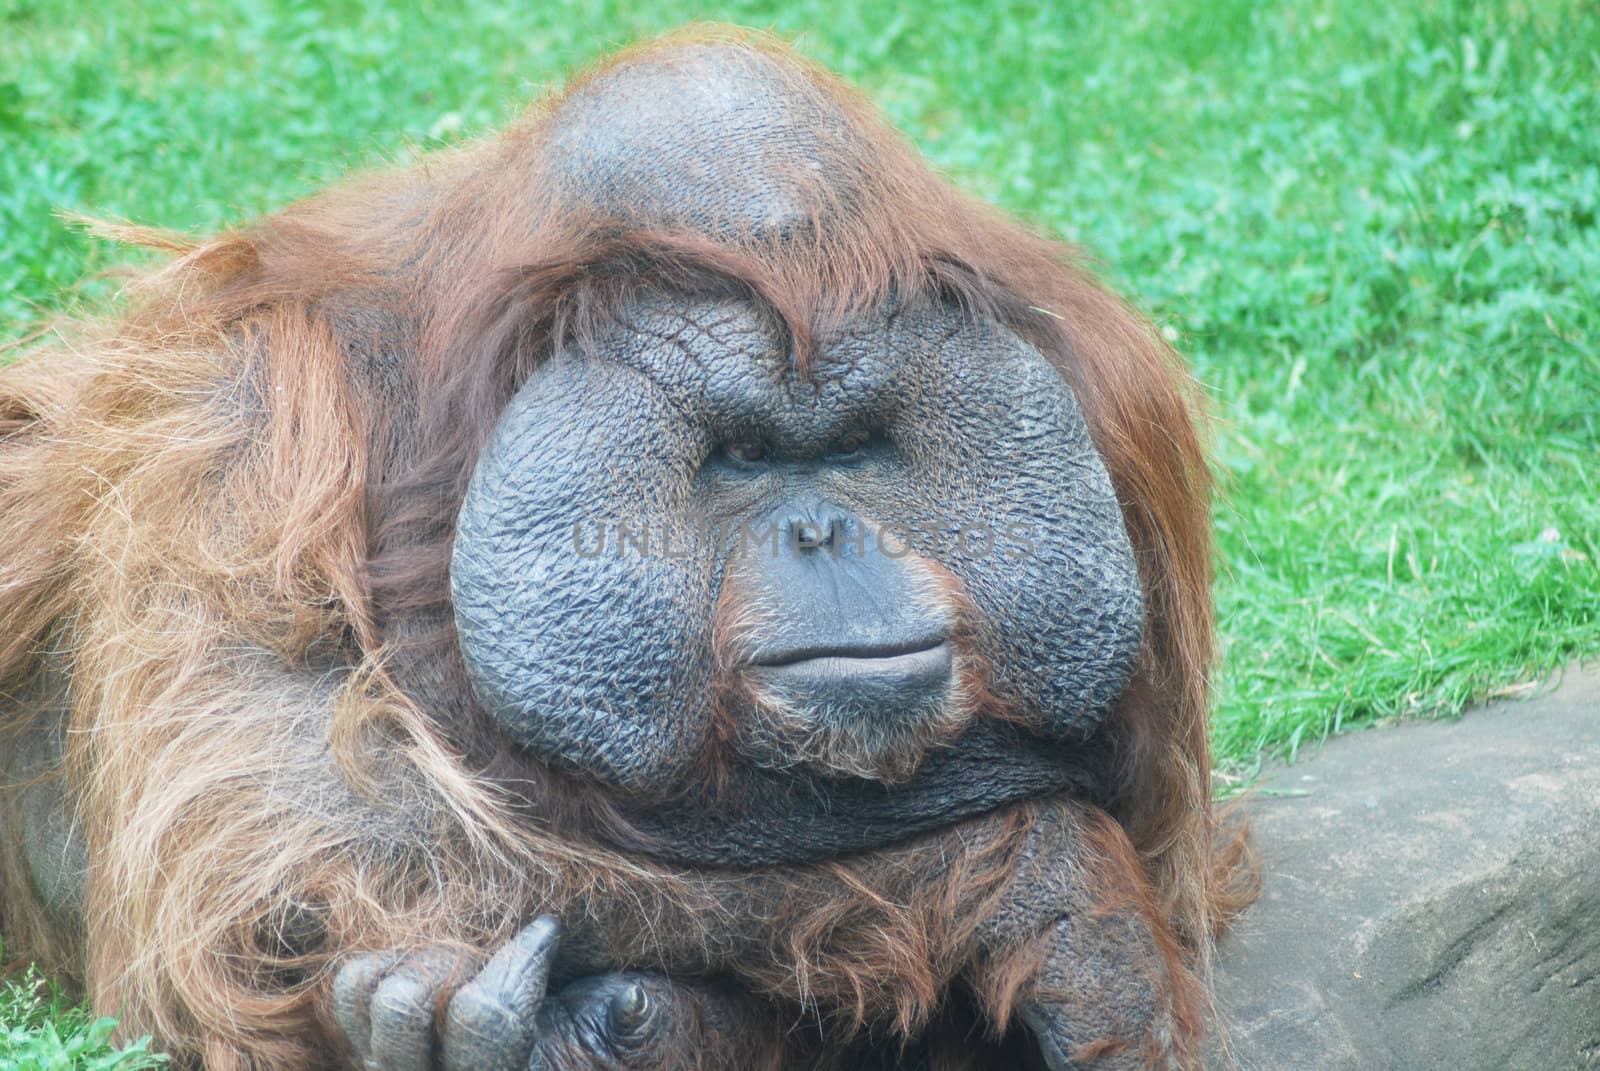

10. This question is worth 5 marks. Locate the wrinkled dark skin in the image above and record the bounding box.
[452,296,1139,864]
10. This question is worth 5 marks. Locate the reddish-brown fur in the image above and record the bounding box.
[0,28,1255,1069]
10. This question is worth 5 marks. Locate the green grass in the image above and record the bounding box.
[1,0,1597,1055]
[0,944,164,1069]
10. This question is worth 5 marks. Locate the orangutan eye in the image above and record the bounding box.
[723,440,768,464]
[833,430,871,457]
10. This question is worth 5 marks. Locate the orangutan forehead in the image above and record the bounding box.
[540,44,866,237]
[592,294,972,386]
[541,294,1033,463]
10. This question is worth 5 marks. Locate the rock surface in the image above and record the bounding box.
[1212,665,1600,1071]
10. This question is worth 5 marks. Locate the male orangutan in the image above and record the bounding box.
[0,29,1253,1070]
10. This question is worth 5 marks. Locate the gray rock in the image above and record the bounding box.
[1213,665,1600,1071]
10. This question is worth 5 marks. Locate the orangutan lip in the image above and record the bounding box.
[748,640,947,681]
[750,636,950,670]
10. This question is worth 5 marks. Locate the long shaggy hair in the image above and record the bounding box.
[0,28,1254,1070]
